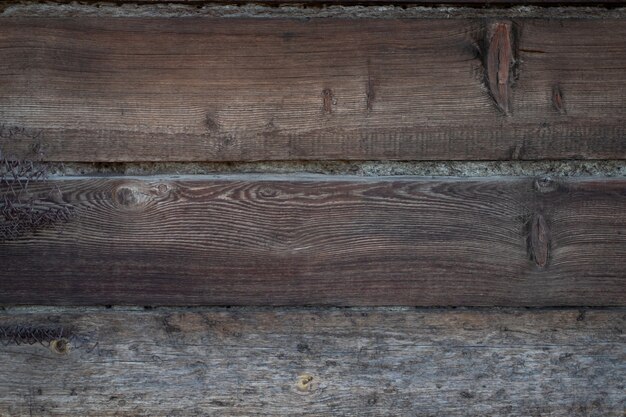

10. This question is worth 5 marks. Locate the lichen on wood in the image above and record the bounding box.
[0,148,75,241]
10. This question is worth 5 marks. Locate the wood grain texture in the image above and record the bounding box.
[2,0,623,5]
[1,175,624,306]
[1,18,626,162]
[0,307,624,416]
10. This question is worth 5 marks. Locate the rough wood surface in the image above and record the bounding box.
[1,18,625,162]
[1,0,623,5]
[2,0,621,3]
[1,175,624,306]
[0,307,624,416]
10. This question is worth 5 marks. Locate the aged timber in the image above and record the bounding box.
[0,307,624,416]
[0,18,625,161]
[0,175,624,306]
[1,0,624,5]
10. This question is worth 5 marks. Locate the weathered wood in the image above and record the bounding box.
[1,18,625,162]
[0,307,624,416]
[2,0,623,5]
[1,175,624,306]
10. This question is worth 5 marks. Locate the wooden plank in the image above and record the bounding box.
[1,175,624,306]
[1,18,625,162]
[3,0,623,4]
[0,307,624,416]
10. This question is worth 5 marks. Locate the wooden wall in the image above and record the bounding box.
[0,1,624,415]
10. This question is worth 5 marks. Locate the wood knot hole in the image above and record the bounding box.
[533,176,558,193]
[157,183,168,195]
[295,373,315,393]
[50,338,70,355]
[114,183,151,210]
[116,187,139,206]
[257,187,279,198]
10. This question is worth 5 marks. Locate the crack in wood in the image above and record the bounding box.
[552,85,566,114]
[528,213,550,268]
[485,22,515,115]
[322,88,334,114]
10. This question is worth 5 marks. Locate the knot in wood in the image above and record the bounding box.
[113,182,151,211]
[157,183,169,195]
[50,338,70,355]
[533,176,558,194]
[257,187,279,198]
[295,373,316,394]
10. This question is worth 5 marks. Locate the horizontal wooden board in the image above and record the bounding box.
[1,175,624,306]
[3,0,623,4]
[1,18,625,162]
[0,307,624,416]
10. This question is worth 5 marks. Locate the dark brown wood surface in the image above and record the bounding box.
[1,307,624,416]
[1,18,625,162]
[1,175,624,306]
